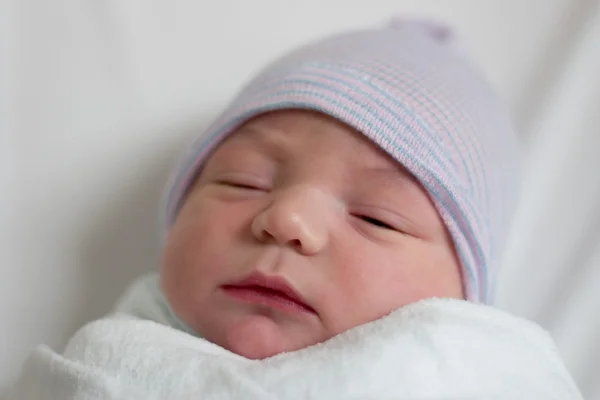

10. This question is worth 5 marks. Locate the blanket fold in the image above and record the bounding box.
[6,291,583,399]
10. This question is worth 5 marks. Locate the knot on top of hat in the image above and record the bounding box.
[388,17,456,44]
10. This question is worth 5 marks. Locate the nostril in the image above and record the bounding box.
[289,239,302,249]
[260,230,275,243]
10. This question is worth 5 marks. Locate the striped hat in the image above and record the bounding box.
[161,19,520,304]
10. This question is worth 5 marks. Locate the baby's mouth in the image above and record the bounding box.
[221,272,316,315]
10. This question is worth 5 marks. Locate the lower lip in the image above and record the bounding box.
[221,286,315,315]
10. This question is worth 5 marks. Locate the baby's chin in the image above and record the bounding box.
[208,314,322,359]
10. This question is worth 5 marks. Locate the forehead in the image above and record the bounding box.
[222,110,405,173]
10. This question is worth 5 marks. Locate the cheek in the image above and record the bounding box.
[164,209,224,274]
[161,198,248,311]
[327,241,462,327]
[402,243,464,299]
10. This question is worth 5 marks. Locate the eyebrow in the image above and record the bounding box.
[361,165,428,200]
[234,124,293,158]
[363,163,419,184]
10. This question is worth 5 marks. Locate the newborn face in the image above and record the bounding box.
[162,110,463,359]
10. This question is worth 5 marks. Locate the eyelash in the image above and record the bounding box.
[354,214,396,231]
[217,180,266,191]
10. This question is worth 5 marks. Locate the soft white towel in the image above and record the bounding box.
[6,276,583,399]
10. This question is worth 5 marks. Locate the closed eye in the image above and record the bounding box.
[356,215,396,230]
[217,180,264,191]
[220,181,259,189]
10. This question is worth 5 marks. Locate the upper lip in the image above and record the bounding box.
[221,272,316,313]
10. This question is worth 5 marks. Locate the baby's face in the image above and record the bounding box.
[162,110,463,359]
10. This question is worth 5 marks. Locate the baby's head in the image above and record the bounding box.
[160,19,520,359]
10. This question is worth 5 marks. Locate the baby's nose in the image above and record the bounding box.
[251,186,338,255]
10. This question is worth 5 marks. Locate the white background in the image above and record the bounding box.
[2,0,599,397]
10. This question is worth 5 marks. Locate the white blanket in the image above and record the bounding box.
[6,290,583,399]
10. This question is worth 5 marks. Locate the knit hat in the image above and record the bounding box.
[161,19,520,304]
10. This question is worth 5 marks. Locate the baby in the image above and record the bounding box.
[156,18,503,360]
[7,19,583,399]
